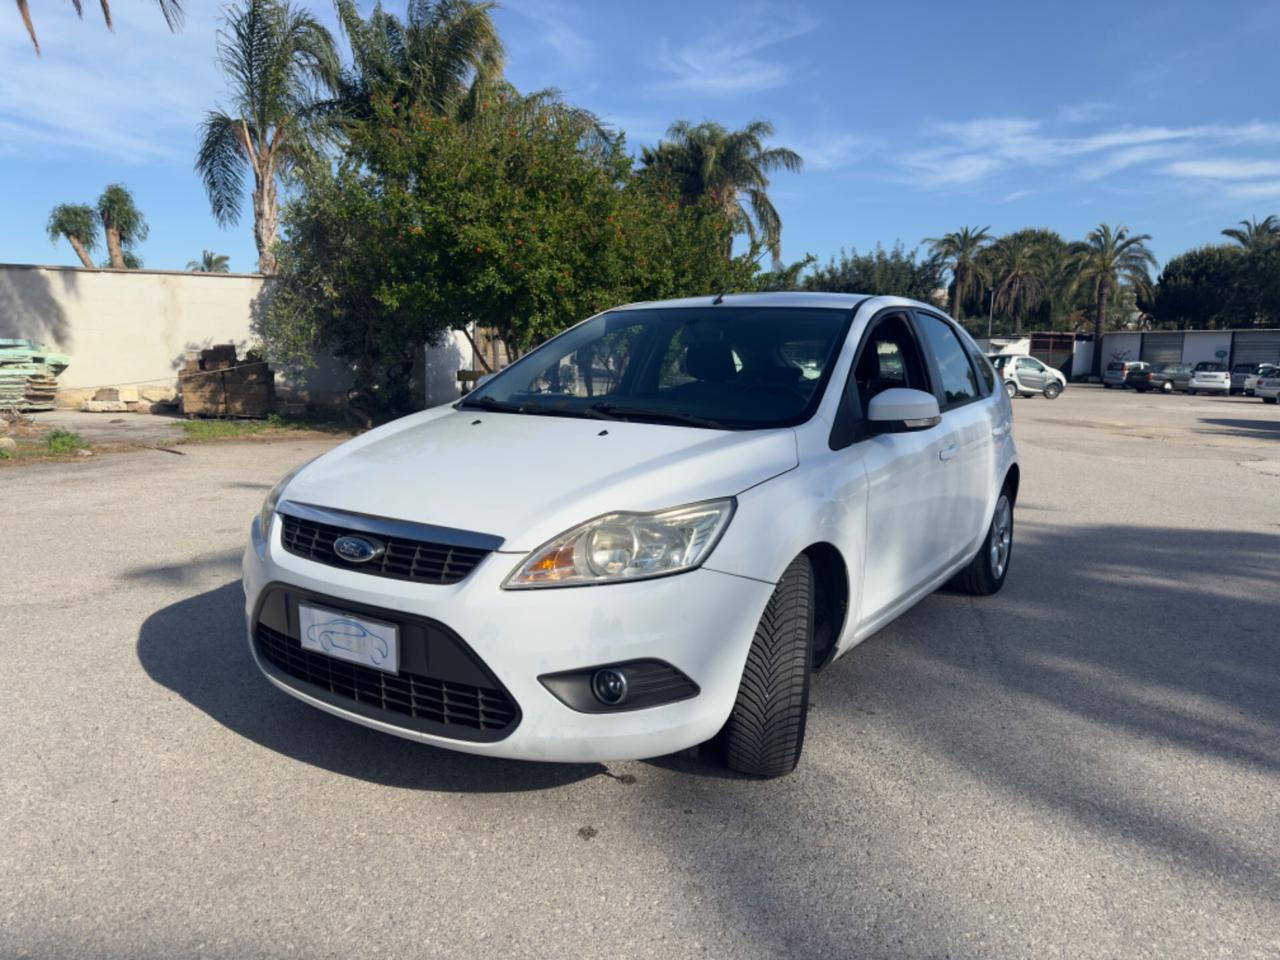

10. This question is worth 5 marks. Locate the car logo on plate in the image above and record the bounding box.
[333,534,383,564]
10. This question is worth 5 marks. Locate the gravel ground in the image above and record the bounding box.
[2,385,1278,959]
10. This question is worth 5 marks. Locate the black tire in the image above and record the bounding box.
[1004,381,1018,400]
[1043,381,1062,400]
[1103,383,1112,389]
[723,554,814,778]
[1162,381,1173,393]
[1264,396,1278,405]
[950,489,1013,596]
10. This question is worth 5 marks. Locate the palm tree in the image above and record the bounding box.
[334,0,504,120]
[1065,224,1158,375]
[926,226,992,319]
[97,184,148,269]
[188,250,231,273]
[990,233,1049,335]
[17,0,183,54]
[195,0,340,274]
[1222,215,1279,253]
[639,120,803,262]
[46,203,99,268]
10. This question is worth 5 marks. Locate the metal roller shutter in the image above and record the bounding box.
[1231,331,1280,367]
[1141,332,1184,364]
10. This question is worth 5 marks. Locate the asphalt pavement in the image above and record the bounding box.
[2,385,1278,959]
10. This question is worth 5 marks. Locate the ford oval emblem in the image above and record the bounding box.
[333,534,383,564]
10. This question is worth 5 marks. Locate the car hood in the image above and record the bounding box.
[282,406,799,551]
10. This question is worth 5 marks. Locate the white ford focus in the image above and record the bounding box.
[243,293,1019,777]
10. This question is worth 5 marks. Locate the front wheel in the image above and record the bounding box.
[1004,381,1018,400]
[723,554,814,778]
[950,490,1013,596]
[1043,381,1062,400]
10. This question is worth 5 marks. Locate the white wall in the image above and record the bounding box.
[1181,330,1232,366]
[0,263,267,391]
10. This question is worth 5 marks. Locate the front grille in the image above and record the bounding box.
[280,513,490,585]
[257,623,518,734]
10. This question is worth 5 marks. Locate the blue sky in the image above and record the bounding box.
[3,0,1279,275]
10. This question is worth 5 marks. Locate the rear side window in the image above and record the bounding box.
[1108,362,1125,371]
[916,314,980,410]
[1195,362,1225,372]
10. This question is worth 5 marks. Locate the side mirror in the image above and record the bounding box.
[866,388,941,432]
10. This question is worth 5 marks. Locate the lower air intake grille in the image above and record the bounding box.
[256,623,518,736]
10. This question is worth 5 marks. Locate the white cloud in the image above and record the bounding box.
[1166,159,1280,180]
[899,116,1280,190]
[651,8,817,95]
[507,0,592,63]
[0,3,231,163]
[783,133,870,172]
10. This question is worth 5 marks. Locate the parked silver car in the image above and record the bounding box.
[989,354,1066,399]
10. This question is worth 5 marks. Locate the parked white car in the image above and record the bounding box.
[1255,368,1280,403]
[1243,363,1279,396]
[988,354,1066,399]
[1187,361,1231,395]
[243,293,1020,777]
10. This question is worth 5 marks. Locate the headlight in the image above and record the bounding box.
[259,458,315,543]
[503,499,735,589]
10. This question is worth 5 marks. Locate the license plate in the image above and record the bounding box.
[298,603,399,674]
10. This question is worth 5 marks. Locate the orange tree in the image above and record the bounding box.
[262,91,756,417]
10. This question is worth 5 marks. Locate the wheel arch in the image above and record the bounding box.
[802,542,850,670]
[1003,462,1021,504]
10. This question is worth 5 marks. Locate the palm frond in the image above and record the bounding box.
[196,111,248,227]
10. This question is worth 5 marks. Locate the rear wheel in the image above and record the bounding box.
[1162,381,1173,393]
[1264,396,1278,405]
[723,555,814,778]
[950,490,1013,596]
[1043,381,1062,400]
[1004,381,1018,399]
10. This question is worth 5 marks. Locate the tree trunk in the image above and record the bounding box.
[1013,310,1022,336]
[1092,277,1110,378]
[252,176,279,275]
[67,234,95,269]
[951,267,963,319]
[104,224,124,269]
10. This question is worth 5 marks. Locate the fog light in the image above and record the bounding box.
[591,668,629,705]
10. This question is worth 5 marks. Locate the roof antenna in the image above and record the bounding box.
[712,291,725,305]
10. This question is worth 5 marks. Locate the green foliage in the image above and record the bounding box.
[44,429,88,454]
[189,250,231,272]
[803,243,944,303]
[1146,244,1243,328]
[46,204,98,251]
[97,184,148,246]
[639,120,802,262]
[926,226,992,319]
[334,0,504,119]
[262,93,756,417]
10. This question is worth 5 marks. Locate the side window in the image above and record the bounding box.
[969,347,996,394]
[1016,357,1038,371]
[916,314,981,410]
[850,313,930,411]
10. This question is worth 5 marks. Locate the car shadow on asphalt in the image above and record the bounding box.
[136,580,603,792]
[1196,416,1280,441]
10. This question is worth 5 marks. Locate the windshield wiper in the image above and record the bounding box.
[586,402,726,429]
[457,395,528,414]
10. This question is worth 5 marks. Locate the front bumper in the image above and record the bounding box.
[243,517,776,763]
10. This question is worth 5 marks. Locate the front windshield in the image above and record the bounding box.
[461,306,853,429]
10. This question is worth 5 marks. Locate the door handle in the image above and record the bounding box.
[939,443,959,462]
[992,422,1010,438]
